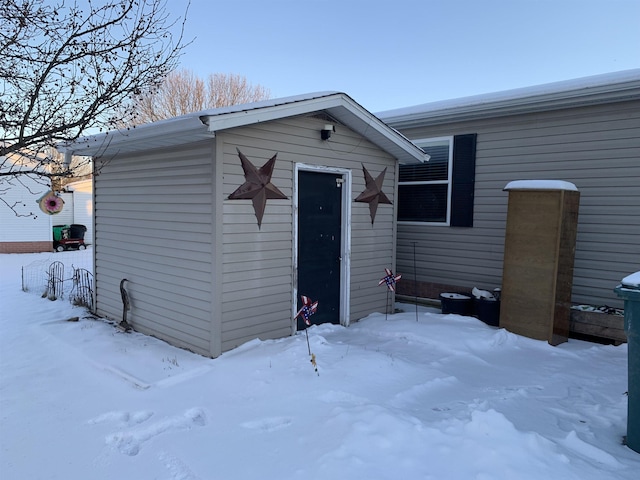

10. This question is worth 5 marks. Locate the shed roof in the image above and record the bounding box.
[60,92,428,164]
[378,69,640,128]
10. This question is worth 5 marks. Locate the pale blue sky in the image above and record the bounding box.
[169,0,640,112]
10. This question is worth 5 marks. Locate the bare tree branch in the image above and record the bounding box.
[1,0,190,208]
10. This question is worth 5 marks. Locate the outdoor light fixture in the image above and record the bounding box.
[321,124,335,140]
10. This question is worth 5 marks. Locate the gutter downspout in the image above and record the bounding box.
[63,150,73,169]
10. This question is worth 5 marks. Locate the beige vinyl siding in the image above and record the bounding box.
[218,122,295,352]
[393,100,640,307]
[217,116,397,351]
[350,169,397,320]
[93,140,216,356]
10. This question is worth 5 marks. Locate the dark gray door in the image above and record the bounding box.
[297,170,342,330]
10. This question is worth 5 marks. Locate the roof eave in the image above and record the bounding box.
[58,115,212,157]
[325,94,428,164]
[201,93,428,164]
[60,92,428,164]
[380,73,640,129]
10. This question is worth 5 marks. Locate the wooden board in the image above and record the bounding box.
[570,309,626,344]
[499,189,580,345]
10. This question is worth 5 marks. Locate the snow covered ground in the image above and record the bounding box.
[1,250,639,479]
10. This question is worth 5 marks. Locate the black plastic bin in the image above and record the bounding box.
[474,297,500,326]
[440,293,473,316]
[69,224,87,240]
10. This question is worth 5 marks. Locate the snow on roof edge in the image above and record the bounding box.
[59,92,343,154]
[377,69,640,120]
[59,91,428,164]
[197,91,341,118]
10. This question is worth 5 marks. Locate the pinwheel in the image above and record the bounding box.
[295,295,319,375]
[379,268,401,320]
[294,295,319,326]
[379,268,402,292]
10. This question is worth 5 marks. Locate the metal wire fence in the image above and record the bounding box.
[21,248,94,308]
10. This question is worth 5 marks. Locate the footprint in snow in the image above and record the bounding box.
[103,408,207,456]
[87,410,154,426]
[241,416,292,433]
[158,451,202,480]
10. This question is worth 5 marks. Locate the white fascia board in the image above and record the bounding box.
[59,92,427,163]
[59,115,211,157]
[201,94,347,132]
[387,89,639,128]
[201,93,428,164]
[328,95,428,164]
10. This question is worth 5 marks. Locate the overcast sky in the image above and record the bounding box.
[169,0,640,112]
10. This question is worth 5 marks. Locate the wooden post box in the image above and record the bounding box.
[500,181,580,345]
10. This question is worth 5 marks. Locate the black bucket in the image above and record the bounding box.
[474,297,500,326]
[69,224,87,240]
[440,293,473,316]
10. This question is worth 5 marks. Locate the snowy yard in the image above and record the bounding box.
[1,250,639,479]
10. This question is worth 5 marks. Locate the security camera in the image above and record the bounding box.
[321,124,335,140]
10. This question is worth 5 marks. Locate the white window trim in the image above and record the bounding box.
[398,135,453,226]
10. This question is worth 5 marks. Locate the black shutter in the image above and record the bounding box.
[450,134,477,227]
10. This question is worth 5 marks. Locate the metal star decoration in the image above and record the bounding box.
[228,148,288,228]
[354,164,392,224]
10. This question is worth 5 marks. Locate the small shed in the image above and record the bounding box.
[60,92,427,357]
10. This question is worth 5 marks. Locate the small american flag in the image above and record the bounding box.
[379,268,402,292]
[295,295,319,326]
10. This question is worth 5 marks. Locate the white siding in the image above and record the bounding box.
[93,140,216,356]
[217,116,398,352]
[392,100,640,308]
[55,192,74,225]
[72,190,93,244]
[66,180,94,244]
[0,176,52,242]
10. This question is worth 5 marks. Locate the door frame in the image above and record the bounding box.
[292,163,352,333]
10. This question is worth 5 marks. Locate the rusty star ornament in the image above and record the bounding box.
[228,148,288,228]
[354,164,392,224]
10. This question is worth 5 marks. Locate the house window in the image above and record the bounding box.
[398,134,477,226]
